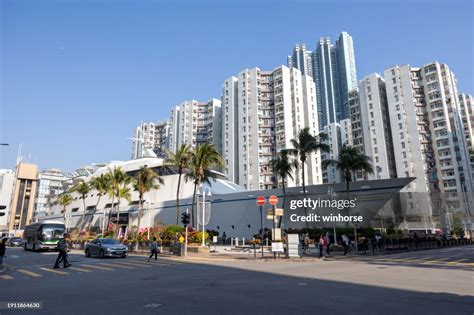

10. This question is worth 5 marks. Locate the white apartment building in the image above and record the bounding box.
[169,99,222,153]
[458,93,474,179]
[131,121,170,159]
[321,118,351,184]
[357,74,397,180]
[384,62,473,230]
[222,66,322,190]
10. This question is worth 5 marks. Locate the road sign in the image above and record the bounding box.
[256,196,266,206]
[267,208,283,217]
[271,242,284,253]
[269,195,278,205]
[272,228,282,241]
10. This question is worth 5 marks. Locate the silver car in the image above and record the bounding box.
[85,238,128,258]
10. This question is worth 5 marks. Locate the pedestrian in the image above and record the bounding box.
[304,233,310,255]
[0,238,7,268]
[54,234,70,269]
[324,232,330,256]
[342,234,349,255]
[222,232,227,245]
[148,237,158,262]
[318,235,324,258]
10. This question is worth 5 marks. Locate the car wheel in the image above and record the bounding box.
[99,250,105,259]
[85,249,91,257]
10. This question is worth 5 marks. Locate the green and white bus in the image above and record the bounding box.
[23,221,65,251]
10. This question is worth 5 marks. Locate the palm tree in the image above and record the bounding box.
[106,166,130,236]
[115,185,132,238]
[272,150,298,228]
[71,181,91,220]
[133,166,161,246]
[90,174,111,211]
[186,144,223,227]
[323,145,374,194]
[288,127,329,197]
[58,193,73,231]
[165,144,192,224]
[272,150,297,202]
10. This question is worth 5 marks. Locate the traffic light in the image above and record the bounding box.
[181,212,190,225]
[0,205,6,217]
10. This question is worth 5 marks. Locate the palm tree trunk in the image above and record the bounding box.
[301,158,309,228]
[176,171,182,225]
[135,199,143,251]
[191,181,198,227]
[278,179,286,228]
[109,194,115,235]
[115,200,121,238]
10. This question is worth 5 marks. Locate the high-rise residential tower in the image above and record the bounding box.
[289,32,357,130]
[222,66,321,190]
[131,121,170,159]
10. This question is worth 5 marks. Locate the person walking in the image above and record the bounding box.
[318,235,324,258]
[324,232,331,256]
[342,234,349,255]
[304,234,310,255]
[54,234,70,269]
[148,237,159,262]
[222,232,227,245]
[0,238,7,269]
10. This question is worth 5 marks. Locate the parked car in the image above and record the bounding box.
[7,237,23,247]
[85,238,128,258]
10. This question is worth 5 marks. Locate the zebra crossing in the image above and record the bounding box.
[1,259,183,281]
[334,254,474,267]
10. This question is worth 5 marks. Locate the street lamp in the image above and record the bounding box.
[200,187,212,247]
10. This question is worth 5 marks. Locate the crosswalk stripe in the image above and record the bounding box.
[446,262,457,265]
[117,261,152,268]
[39,267,69,275]
[0,275,14,280]
[68,267,92,272]
[99,263,133,269]
[16,269,42,277]
[80,264,113,271]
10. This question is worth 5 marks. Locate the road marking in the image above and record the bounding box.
[446,262,457,266]
[99,263,133,269]
[68,267,92,272]
[39,267,69,275]
[16,269,42,277]
[0,275,14,280]
[80,264,113,271]
[117,261,152,268]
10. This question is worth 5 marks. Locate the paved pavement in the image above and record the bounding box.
[0,246,473,314]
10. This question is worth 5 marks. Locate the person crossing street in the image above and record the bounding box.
[54,234,71,269]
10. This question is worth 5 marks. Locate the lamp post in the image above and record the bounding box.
[145,201,155,240]
[201,187,212,247]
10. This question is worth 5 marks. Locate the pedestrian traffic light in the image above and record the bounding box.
[181,212,190,225]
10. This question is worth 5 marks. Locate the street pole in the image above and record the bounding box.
[148,207,151,240]
[185,209,189,256]
[260,205,264,258]
[201,189,206,247]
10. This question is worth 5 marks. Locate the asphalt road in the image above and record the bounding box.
[0,246,473,315]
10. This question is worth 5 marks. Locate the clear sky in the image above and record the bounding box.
[1,0,473,172]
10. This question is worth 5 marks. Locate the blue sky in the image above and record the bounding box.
[1,0,473,172]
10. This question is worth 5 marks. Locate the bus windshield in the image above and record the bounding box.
[40,225,65,241]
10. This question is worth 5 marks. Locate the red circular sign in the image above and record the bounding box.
[269,195,278,205]
[256,196,266,206]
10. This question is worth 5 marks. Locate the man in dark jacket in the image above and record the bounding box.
[54,234,71,268]
[0,238,7,268]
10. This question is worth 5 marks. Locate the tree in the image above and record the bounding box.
[272,150,298,196]
[70,181,91,220]
[288,128,329,226]
[106,166,131,237]
[323,145,374,194]
[58,193,73,230]
[115,185,132,238]
[272,150,298,228]
[165,144,192,224]
[88,174,111,229]
[133,166,162,248]
[186,144,223,227]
